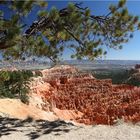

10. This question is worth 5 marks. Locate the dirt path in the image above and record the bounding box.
[0,117,140,140]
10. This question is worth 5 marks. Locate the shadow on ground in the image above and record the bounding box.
[0,116,75,139]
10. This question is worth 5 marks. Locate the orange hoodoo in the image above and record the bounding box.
[31,65,140,125]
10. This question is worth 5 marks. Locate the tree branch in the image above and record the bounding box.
[24,3,112,37]
[0,42,10,50]
[63,27,84,46]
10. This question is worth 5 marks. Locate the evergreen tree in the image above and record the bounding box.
[0,70,34,103]
[0,0,140,62]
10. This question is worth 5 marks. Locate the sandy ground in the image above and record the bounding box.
[0,117,140,140]
[0,99,58,121]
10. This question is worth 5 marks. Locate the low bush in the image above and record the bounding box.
[0,70,35,104]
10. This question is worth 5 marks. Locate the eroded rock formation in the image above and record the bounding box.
[29,65,140,125]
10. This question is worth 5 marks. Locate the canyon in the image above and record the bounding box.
[28,65,140,125]
[0,65,140,125]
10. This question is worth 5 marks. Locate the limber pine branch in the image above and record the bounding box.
[0,1,139,55]
[23,3,125,51]
[24,4,112,37]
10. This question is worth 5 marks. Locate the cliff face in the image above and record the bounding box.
[29,65,140,125]
[126,64,140,85]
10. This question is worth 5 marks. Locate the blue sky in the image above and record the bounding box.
[47,1,140,60]
[107,1,140,60]
[0,1,140,60]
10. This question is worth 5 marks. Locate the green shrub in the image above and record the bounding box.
[0,70,35,104]
[93,69,140,86]
[127,77,140,86]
